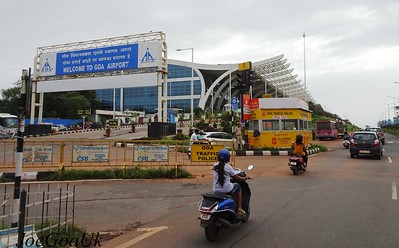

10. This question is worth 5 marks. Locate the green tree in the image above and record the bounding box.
[194,107,204,120]
[220,111,236,133]
[43,90,100,118]
[79,90,101,110]
[43,92,89,118]
[0,86,20,114]
[58,93,91,118]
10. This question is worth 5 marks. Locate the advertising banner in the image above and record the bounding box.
[72,145,109,162]
[133,145,168,162]
[248,131,312,148]
[249,98,259,109]
[23,146,52,163]
[243,94,251,120]
[250,109,312,120]
[39,41,161,77]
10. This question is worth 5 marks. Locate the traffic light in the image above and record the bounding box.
[246,70,259,87]
[235,71,248,93]
[234,83,246,93]
[234,71,246,93]
[237,71,246,86]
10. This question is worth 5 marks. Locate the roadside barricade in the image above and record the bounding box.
[0,140,236,172]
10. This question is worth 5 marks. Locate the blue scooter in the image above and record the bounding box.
[197,165,254,241]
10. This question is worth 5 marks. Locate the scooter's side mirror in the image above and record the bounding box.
[247,165,254,171]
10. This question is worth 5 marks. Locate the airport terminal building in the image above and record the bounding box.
[33,32,312,123]
[95,54,311,117]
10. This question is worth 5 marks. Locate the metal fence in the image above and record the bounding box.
[0,140,236,171]
[0,182,75,247]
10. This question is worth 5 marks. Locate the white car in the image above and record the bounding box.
[203,132,244,149]
[54,124,68,131]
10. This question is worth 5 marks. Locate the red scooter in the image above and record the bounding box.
[288,154,307,175]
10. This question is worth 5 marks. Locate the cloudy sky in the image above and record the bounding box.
[1,0,398,128]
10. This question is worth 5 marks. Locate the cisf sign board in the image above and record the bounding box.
[38,41,161,77]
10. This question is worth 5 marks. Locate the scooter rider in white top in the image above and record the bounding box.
[212,149,249,216]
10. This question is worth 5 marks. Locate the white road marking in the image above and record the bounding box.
[387,141,394,144]
[115,226,168,248]
[388,157,392,164]
[392,182,397,200]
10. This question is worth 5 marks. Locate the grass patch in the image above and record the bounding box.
[0,174,12,183]
[41,167,192,181]
[35,221,93,248]
[309,144,327,152]
[383,125,399,136]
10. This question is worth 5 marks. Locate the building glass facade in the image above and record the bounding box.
[96,88,121,111]
[94,56,307,117]
[96,63,201,114]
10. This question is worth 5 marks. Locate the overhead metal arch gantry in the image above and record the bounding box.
[252,55,313,101]
[202,54,315,113]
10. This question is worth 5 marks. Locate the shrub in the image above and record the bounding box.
[309,144,327,152]
[43,167,192,181]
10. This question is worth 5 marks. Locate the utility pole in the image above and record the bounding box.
[303,32,307,102]
[12,69,30,227]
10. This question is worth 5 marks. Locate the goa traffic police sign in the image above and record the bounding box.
[191,145,224,162]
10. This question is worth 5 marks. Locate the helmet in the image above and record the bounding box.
[217,149,230,162]
[296,134,303,142]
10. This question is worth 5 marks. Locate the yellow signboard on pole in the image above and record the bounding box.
[238,61,252,71]
[191,144,224,162]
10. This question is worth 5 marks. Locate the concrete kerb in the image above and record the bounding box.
[0,171,56,181]
[234,147,320,156]
[114,142,321,156]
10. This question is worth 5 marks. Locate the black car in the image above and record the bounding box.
[349,131,383,159]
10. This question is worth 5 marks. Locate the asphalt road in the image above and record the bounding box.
[64,133,399,248]
[3,130,399,247]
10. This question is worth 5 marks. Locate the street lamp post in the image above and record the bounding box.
[383,103,391,120]
[211,89,214,115]
[303,32,307,102]
[387,96,397,120]
[176,48,194,125]
[392,82,399,120]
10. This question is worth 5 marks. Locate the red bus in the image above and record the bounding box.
[315,120,338,140]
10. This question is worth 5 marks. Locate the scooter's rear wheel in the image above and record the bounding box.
[293,168,299,175]
[205,222,220,242]
[241,205,250,223]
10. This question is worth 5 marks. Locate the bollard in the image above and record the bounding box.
[17,189,27,248]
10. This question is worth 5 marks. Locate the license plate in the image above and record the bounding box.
[200,214,211,220]
[290,162,297,165]
[359,150,370,154]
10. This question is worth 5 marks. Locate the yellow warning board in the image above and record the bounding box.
[191,144,224,162]
[238,61,252,71]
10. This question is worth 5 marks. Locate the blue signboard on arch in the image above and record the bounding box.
[38,41,161,77]
[55,44,138,75]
